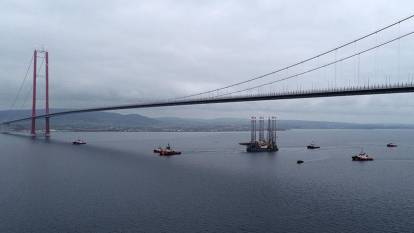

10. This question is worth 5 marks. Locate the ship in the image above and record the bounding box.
[239,116,278,152]
[352,150,373,161]
[386,143,397,147]
[153,143,181,156]
[307,143,320,149]
[72,139,86,145]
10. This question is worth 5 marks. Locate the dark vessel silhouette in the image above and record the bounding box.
[386,143,397,147]
[307,143,320,149]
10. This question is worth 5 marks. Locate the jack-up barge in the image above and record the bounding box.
[240,116,278,152]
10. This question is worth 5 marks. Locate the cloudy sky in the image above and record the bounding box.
[1,0,414,123]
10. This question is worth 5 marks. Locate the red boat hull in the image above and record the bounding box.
[159,151,181,156]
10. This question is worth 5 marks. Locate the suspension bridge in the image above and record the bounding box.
[2,14,414,136]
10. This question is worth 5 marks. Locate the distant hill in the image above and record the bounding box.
[1,109,414,131]
[0,110,158,131]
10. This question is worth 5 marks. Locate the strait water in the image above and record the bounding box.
[0,130,414,233]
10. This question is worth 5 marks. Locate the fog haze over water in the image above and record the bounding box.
[1,130,414,232]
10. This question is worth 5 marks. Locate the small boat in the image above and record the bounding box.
[352,150,373,161]
[72,139,86,145]
[307,143,320,149]
[386,143,397,147]
[153,143,181,156]
[297,160,304,164]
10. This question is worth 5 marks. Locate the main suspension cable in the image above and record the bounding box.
[215,30,414,98]
[176,14,414,100]
[8,55,33,110]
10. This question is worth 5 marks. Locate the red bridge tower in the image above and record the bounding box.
[31,49,50,136]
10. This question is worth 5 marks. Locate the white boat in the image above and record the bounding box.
[352,151,373,161]
[72,139,86,145]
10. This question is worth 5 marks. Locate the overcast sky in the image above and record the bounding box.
[1,0,414,123]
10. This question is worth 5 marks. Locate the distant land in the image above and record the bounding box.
[1,109,414,132]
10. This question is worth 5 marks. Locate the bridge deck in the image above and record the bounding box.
[2,83,414,125]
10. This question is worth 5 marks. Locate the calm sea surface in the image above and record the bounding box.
[1,130,414,233]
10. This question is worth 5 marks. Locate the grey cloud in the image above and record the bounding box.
[1,0,414,123]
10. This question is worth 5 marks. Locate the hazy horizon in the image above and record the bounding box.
[1,108,413,126]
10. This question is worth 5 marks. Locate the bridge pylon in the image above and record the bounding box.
[31,49,50,137]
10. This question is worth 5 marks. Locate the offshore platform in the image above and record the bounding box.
[240,116,278,152]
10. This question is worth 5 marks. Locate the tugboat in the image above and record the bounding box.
[386,143,397,148]
[352,150,373,161]
[72,139,87,145]
[307,143,320,149]
[297,160,304,164]
[153,144,181,156]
